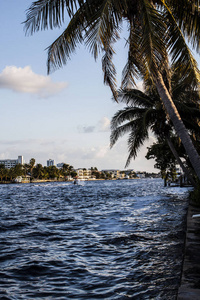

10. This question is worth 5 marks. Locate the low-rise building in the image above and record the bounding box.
[75,168,93,180]
[101,169,120,179]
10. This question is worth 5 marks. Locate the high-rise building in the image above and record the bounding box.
[47,159,55,167]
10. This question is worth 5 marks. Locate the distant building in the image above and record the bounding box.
[136,171,146,178]
[0,155,24,169]
[47,159,55,167]
[101,169,120,179]
[57,163,64,169]
[75,168,92,180]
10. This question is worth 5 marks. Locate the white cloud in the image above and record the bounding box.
[0,66,68,98]
[77,117,111,134]
[97,117,110,132]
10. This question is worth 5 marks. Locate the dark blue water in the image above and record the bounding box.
[0,179,190,299]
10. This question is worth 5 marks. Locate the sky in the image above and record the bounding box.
[0,1,199,172]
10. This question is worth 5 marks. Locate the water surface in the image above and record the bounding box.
[0,179,190,299]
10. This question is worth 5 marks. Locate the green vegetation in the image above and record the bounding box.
[110,66,200,187]
[0,159,76,183]
[145,139,179,187]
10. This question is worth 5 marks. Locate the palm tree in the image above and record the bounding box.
[23,163,30,178]
[29,158,36,177]
[110,83,200,186]
[33,163,44,179]
[0,164,6,182]
[24,1,200,178]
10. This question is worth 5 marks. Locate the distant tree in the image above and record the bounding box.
[8,167,15,181]
[60,163,73,178]
[70,171,77,179]
[23,163,30,178]
[43,166,49,179]
[29,158,36,177]
[47,166,59,179]
[13,164,24,178]
[4,168,9,181]
[145,140,177,186]
[33,164,44,179]
[0,164,5,181]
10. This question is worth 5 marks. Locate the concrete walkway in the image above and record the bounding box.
[177,204,200,299]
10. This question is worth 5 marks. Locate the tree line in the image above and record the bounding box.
[0,161,139,182]
[0,159,77,182]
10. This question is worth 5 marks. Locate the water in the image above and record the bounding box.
[0,179,190,299]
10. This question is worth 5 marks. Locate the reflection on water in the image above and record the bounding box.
[0,179,190,299]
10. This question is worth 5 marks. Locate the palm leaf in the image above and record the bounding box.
[24,0,81,34]
[162,1,200,87]
[117,89,155,108]
[167,0,200,52]
[46,7,85,72]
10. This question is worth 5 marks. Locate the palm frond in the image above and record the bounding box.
[139,0,168,73]
[121,25,142,88]
[110,120,137,148]
[167,0,200,52]
[125,122,149,167]
[102,45,117,100]
[163,2,200,88]
[24,0,81,34]
[46,7,85,73]
[111,107,145,130]
[117,89,154,107]
[83,0,126,59]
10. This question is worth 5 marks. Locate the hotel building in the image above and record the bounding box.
[0,156,24,169]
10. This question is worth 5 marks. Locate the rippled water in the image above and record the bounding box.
[0,179,190,299]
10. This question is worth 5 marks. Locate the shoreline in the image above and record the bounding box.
[177,202,200,299]
[0,178,142,184]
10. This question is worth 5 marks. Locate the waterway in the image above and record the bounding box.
[0,179,191,299]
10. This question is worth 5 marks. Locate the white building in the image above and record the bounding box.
[0,156,24,169]
[47,159,55,167]
[75,168,92,180]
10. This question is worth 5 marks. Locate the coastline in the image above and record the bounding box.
[177,203,200,299]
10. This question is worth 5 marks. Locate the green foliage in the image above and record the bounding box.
[145,139,177,180]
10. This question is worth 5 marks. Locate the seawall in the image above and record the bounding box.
[177,203,200,299]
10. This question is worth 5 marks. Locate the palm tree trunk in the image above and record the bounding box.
[155,71,200,181]
[166,135,197,187]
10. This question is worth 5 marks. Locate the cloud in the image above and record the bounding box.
[97,117,110,132]
[77,117,111,134]
[77,125,96,133]
[0,66,68,98]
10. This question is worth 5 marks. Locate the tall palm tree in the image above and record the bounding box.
[110,84,200,186]
[24,0,200,178]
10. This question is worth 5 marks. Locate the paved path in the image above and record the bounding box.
[177,204,200,299]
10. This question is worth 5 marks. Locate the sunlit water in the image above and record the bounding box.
[0,179,191,299]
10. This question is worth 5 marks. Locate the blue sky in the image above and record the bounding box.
[0,1,199,172]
